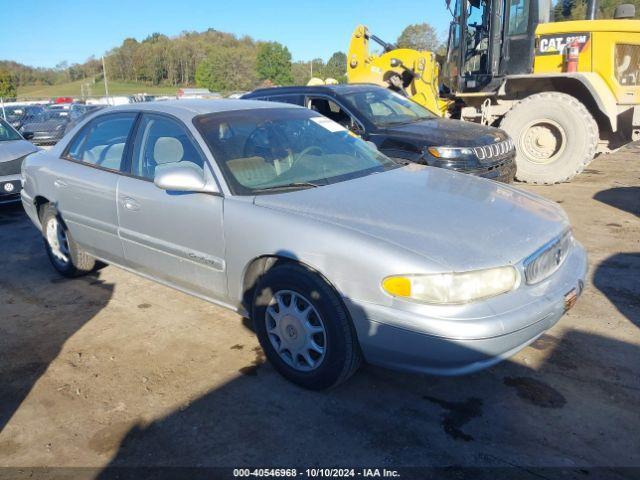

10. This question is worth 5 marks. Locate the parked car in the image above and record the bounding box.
[243,84,517,183]
[19,108,71,145]
[21,100,587,389]
[2,105,46,131]
[64,104,107,134]
[0,118,38,204]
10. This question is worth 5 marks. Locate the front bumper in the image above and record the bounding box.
[0,175,22,205]
[473,158,517,183]
[426,154,517,184]
[346,242,587,376]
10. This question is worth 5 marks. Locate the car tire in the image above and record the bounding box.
[500,92,599,184]
[252,263,362,390]
[40,204,96,278]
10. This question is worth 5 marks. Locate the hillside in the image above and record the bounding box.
[17,79,180,100]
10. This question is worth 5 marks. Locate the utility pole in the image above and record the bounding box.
[102,55,110,105]
[1,97,5,121]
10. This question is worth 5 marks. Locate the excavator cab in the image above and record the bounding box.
[443,0,553,92]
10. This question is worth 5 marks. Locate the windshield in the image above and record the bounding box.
[195,108,399,195]
[0,119,23,141]
[341,89,436,127]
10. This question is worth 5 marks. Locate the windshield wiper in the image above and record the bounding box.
[252,182,322,193]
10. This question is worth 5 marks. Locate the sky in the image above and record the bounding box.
[0,0,452,68]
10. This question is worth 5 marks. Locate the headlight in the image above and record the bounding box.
[427,146,473,159]
[382,266,518,304]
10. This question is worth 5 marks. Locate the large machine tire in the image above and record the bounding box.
[500,92,598,184]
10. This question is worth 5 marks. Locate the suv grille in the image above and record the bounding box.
[474,139,514,163]
[524,230,573,285]
[0,156,25,177]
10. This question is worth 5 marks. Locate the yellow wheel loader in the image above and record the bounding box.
[347,0,640,184]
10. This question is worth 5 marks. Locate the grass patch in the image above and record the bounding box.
[17,79,180,100]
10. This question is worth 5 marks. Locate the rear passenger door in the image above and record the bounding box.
[116,113,227,300]
[57,112,137,263]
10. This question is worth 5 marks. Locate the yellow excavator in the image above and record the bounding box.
[347,0,640,183]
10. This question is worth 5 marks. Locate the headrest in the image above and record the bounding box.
[154,137,184,164]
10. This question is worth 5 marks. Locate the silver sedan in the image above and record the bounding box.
[20,100,587,389]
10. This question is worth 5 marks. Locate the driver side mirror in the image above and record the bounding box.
[154,162,219,194]
[22,132,34,140]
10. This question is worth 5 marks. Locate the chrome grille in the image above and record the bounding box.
[523,230,573,285]
[474,138,514,163]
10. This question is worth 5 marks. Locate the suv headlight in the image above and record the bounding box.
[427,146,473,159]
[382,266,518,304]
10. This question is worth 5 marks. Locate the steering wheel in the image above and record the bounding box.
[294,145,324,164]
[243,126,272,159]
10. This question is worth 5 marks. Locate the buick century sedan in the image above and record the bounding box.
[21,100,587,389]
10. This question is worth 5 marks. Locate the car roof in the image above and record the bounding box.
[105,99,298,121]
[245,83,382,98]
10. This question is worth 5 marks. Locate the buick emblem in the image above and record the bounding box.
[286,325,297,339]
[3,183,15,193]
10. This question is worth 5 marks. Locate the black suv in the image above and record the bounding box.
[243,84,516,183]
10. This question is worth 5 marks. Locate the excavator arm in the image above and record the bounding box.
[347,25,451,116]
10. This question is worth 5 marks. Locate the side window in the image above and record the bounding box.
[508,0,530,36]
[307,97,355,129]
[131,114,206,180]
[271,94,305,106]
[65,113,137,171]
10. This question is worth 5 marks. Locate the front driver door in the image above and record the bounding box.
[116,113,227,301]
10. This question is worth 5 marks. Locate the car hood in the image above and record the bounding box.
[374,118,509,148]
[0,140,38,163]
[254,166,569,271]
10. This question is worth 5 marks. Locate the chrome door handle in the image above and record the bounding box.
[120,196,140,211]
[54,179,68,188]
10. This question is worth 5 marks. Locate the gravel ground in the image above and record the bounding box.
[0,145,638,479]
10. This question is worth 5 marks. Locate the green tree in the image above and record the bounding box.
[397,23,441,52]
[324,51,347,82]
[195,46,257,93]
[256,41,293,85]
[0,69,17,100]
[292,61,312,85]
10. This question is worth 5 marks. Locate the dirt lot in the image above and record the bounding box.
[1,145,639,479]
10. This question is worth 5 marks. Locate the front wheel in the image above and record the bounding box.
[40,204,96,278]
[252,263,362,390]
[500,92,599,184]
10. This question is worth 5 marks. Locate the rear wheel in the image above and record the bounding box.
[500,92,598,184]
[252,263,362,390]
[40,204,96,278]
